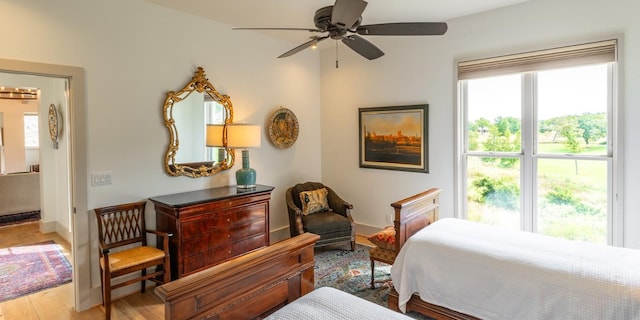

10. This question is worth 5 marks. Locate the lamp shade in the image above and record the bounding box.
[206,124,225,147]
[227,124,261,148]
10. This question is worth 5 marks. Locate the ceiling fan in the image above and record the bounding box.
[233,0,448,61]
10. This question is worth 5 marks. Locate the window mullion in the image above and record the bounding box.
[522,73,535,233]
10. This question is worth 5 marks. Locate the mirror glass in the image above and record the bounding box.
[163,67,234,178]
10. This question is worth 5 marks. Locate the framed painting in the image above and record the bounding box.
[359,104,428,173]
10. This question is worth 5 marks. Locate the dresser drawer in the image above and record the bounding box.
[180,218,266,255]
[182,234,267,276]
[180,203,267,235]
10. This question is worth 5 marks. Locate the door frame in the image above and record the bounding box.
[0,57,89,311]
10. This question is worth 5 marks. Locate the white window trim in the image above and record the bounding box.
[454,40,623,246]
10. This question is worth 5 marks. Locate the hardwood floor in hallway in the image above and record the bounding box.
[0,222,163,320]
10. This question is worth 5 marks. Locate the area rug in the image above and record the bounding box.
[315,244,432,319]
[0,240,72,302]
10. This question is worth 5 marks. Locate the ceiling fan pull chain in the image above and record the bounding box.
[335,41,339,69]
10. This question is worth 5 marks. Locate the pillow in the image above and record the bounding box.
[299,188,330,215]
[367,226,396,250]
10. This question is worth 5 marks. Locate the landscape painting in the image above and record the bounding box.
[359,104,428,173]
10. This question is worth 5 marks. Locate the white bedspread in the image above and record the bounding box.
[391,218,640,320]
[266,287,412,320]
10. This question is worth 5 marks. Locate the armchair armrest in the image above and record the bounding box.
[326,187,353,217]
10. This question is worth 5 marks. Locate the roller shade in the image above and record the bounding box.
[458,39,617,80]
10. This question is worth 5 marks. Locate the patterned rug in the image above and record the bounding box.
[314,244,432,319]
[0,241,72,302]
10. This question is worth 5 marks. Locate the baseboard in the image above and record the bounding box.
[355,223,384,238]
[39,220,72,244]
[269,225,290,244]
[269,223,382,244]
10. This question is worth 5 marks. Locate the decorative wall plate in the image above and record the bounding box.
[48,104,60,149]
[268,107,299,149]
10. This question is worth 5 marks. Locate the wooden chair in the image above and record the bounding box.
[368,188,441,288]
[94,201,171,320]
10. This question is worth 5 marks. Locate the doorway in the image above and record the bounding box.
[0,58,89,312]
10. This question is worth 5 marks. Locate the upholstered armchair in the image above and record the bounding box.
[286,182,356,250]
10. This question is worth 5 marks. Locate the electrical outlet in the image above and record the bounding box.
[91,171,112,186]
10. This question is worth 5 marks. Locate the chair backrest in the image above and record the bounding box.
[94,201,148,252]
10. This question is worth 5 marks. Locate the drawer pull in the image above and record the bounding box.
[227,218,230,222]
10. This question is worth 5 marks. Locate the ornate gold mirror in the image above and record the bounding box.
[163,67,235,177]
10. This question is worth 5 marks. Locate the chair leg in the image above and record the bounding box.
[104,272,112,320]
[351,240,356,251]
[370,259,375,289]
[99,269,104,306]
[163,259,171,284]
[141,269,147,293]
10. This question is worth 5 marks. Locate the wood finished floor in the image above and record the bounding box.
[0,221,163,320]
[0,222,374,320]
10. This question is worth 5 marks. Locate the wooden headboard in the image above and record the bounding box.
[155,232,320,320]
[393,187,441,254]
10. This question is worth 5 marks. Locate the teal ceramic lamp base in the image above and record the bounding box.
[236,149,256,189]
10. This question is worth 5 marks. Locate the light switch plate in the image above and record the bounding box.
[91,171,112,186]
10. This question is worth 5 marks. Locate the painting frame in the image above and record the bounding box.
[359,104,428,173]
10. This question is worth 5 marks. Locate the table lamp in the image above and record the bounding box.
[206,124,226,164]
[226,124,261,189]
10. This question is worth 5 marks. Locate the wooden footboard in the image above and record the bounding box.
[155,233,320,320]
[384,188,479,320]
[392,188,441,251]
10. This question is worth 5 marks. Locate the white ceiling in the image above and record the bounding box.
[144,0,528,43]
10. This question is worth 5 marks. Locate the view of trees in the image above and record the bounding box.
[467,112,608,243]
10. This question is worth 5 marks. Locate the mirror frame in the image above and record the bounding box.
[163,67,235,177]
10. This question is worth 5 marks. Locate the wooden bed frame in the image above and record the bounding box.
[153,187,473,320]
[155,232,320,320]
[381,188,480,320]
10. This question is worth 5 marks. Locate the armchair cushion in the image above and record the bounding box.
[302,211,351,235]
[299,188,330,215]
[367,226,396,250]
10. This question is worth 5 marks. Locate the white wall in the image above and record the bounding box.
[0,99,37,173]
[320,0,640,247]
[0,0,322,311]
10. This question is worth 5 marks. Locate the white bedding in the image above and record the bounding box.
[265,287,412,320]
[391,218,640,320]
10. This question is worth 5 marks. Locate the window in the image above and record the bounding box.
[457,40,618,245]
[24,113,39,148]
[203,97,226,162]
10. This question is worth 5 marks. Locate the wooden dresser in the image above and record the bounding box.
[149,185,274,280]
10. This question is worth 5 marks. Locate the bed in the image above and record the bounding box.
[390,218,640,320]
[155,232,412,319]
[265,286,412,320]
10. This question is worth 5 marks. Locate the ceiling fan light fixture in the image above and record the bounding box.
[234,0,447,61]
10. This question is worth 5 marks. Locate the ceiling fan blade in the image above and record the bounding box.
[233,27,323,32]
[278,36,329,58]
[357,22,448,36]
[331,0,367,29]
[342,35,384,60]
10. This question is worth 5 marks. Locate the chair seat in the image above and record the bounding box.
[302,211,351,235]
[370,246,397,265]
[100,246,166,272]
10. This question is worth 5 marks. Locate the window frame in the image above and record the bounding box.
[455,42,622,246]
